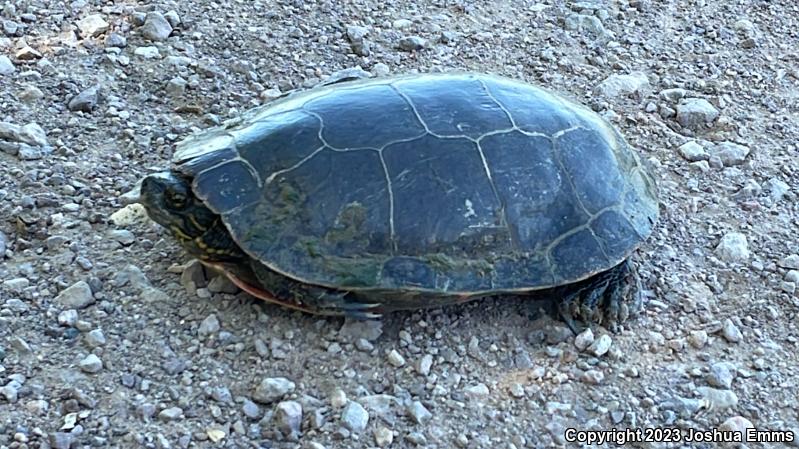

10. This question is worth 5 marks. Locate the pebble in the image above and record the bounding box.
[274,400,302,435]
[678,141,708,162]
[58,310,79,326]
[588,334,612,357]
[596,72,650,98]
[719,416,754,434]
[581,369,605,384]
[339,318,382,341]
[713,142,750,166]
[464,383,490,401]
[0,55,14,75]
[166,77,187,96]
[79,354,103,373]
[715,232,750,263]
[68,85,100,112]
[341,401,369,432]
[76,14,109,38]
[360,394,399,417]
[406,400,432,424]
[372,63,390,77]
[3,277,29,292]
[0,230,6,257]
[158,407,184,421]
[55,281,95,309]
[387,349,405,367]
[697,387,738,410]
[687,330,708,349]
[242,399,260,419]
[392,19,413,29]
[15,45,41,60]
[416,354,433,375]
[49,433,75,449]
[253,377,295,403]
[574,328,594,351]
[722,319,743,343]
[109,204,148,227]
[207,275,238,294]
[374,426,393,447]
[141,12,172,41]
[565,13,606,35]
[779,255,799,270]
[707,362,735,389]
[198,314,220,336]
[163,10,181,27]
[660,88,688,102]
[330,388,348,408]
[398,35,427,51]
[85,329,106,347]
[105,32,127,48]
[134,46,160,59]
[676,98,719,129]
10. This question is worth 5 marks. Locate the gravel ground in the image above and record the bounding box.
[2,0,799,448]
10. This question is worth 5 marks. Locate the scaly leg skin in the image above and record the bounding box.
[557,258,643,333]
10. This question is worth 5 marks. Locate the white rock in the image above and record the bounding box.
[464,383,490,401]
[134,46,160,59]
[676,98,719,129]
[253,377,295,403]
[341,401,369,432]
[713,142,750,166]
[0,55,14,75]
[779,254,799,270]
[678,141,708,162]
[79,354,103,373]
[55,281,95,309]
[110,204,148,226]
[597,72,650,98]
[715,232,749,263]
[76,14,109,38]
[588,334,612,356]
[574,328,594,351]
[141,12,172,41]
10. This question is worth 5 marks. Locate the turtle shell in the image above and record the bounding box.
[172,73,658,294]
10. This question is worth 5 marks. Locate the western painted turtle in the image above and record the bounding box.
[137,72,658,329]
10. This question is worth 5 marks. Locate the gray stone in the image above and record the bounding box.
[398,35,427,51]
[713,142,750,166]
[253,377,295,403]
[274,400,302,435]
[565,13,606,35]
[0,122,48,146]
[134,46,160,59]
[242,399,260,419]
[588,334,612,356]
[678,141,708,162]
[2,20,20,37]
[697,387,738,410]
[330,388,348,408]
[58,309,79,327]
[406,400,432,424]
[68,85,100,112]
[779,254,799,270]
[158,406,183,421]
[581,369,604,384]
[163,10,181,27]
[360,394,399,417]
[85,329,106,347]
[719,416,754,434]
[687,330,708,349]
[715,232,749,263]
[49,433,75,449]
[785,270,799,284]
[76,14,109,38]
[416,354,433,375]
[341,401,369,432]
[676,98,719,129]
[722,318,743,343]
[464,383,490,401]
[339,318,382,341]
[781,281,795,295]
[104,32,127,48]
[0,55,14,75]
[166,77,187,96]
[707,362,735,389]
[374,426,393,447]
[660,88,688,102]
[79,354,103,373]
[198,314,220,336]
[55,281,95,309]
[346,25,369,42]
[141,12,172,41]
[3,277,29,293]
[387,349,405,367]
[574,328,594,351]
[597,72,650,98]
[764,178,789,204]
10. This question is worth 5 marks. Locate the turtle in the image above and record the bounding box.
[136,72,659,329]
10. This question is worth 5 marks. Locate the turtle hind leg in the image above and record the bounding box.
[555,258,643,332]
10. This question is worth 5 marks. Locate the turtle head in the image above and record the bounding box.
[139,171,245,259]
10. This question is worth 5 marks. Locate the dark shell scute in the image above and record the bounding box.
[480,131,589,252]
[193,161,261,214]
[303,84,425,149]
[382,135,508,254]
[556,128,625,214]
[482,77,579,135]
[492,253,554,290]
[234,110,324,180]
[177,146,238,176]
[381,256,437,289]
[393,76,513,139]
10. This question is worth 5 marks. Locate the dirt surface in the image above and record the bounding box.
[2,0,799,448]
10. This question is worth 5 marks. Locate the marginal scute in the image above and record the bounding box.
[549,229,609,282]
[590,209,639,262]
[173,132,235,164]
